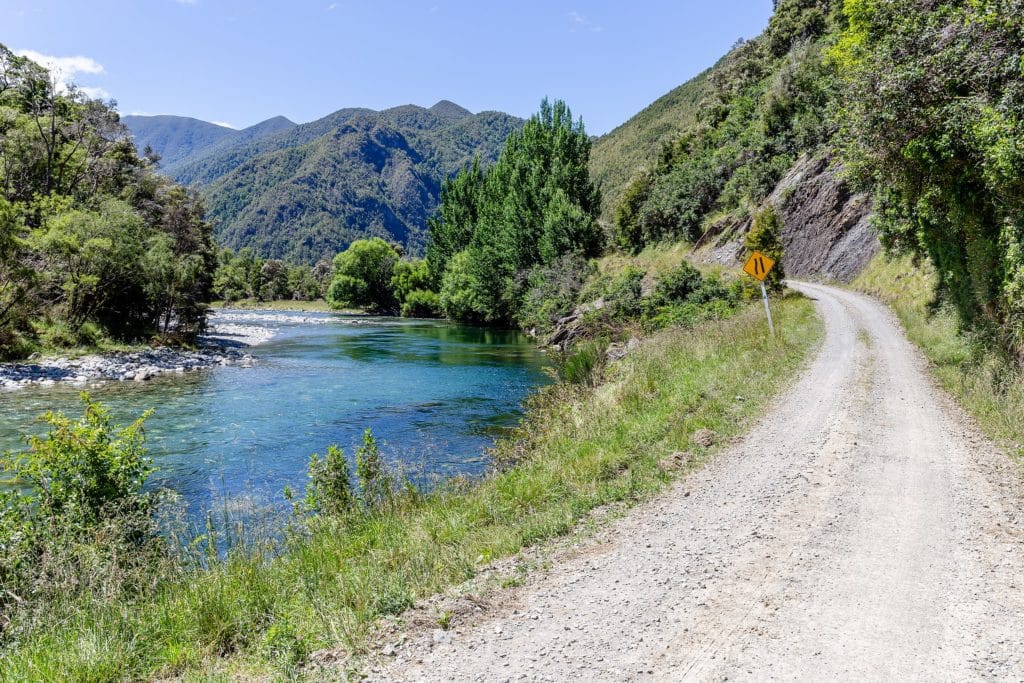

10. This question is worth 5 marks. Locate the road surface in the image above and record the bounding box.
[378,283,1024,681]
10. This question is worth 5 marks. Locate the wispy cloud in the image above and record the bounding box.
[14,49,111,99]
[211,120,237,129]
[568,10,603,33]
[326,3,338,9]
[175,0,199,5]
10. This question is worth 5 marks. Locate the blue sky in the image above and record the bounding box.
[3,1,773,135]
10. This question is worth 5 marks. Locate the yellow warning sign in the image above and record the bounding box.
[743,251,775,281]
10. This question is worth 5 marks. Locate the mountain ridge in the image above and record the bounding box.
[124,102,523,263]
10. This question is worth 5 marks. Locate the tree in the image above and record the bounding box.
[427,99,603,325]
[0,196,32,342]
[834,0,1024,350]
[258,260,290,302]
[439,250,487,322]
[745,205,785,292]
[0,44,216,352]
[327,238,400,313]
[426,159,484,282]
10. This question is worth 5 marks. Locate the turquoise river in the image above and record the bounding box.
[0,310,550,517]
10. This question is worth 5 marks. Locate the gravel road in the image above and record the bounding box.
[377,283,1024,681]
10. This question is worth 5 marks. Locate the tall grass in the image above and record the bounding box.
[0,298,821,680]
[854,254,1024,457]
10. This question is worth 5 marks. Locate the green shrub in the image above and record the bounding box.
[0,396,160,623]
[327,238,400,313]
[400,289,443,318]
[305,445,355,516]
[604,266,646,318]
[355,429,392,510]
[560,337,608,386]
[439,251,487,322]
[744,205,786,292]
[516,254,594,333]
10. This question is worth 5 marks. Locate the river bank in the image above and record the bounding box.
[0,298,822,680]
[0,312,272,390]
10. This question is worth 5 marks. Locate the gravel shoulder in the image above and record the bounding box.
[375,282,1024,681]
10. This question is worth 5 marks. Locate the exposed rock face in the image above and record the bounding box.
[770,154,879,283]
[699,153,878,283]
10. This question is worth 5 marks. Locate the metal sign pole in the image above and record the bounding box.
[760,281,775,337]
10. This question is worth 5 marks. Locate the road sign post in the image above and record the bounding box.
[742,251,776,337]
[760,280,775,337]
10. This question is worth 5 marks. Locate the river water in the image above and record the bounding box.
[0,310,550,517]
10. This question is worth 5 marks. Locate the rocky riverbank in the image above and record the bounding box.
[0,346,256,390]
[0,309,337,390]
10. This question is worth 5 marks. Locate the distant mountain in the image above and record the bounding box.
[121,115,236,169]
[123,114,297,175]
[136,101,522,264]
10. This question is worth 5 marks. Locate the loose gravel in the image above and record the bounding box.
[374,282,1024,681]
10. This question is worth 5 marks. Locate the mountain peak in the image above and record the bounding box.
[429,100,473,120]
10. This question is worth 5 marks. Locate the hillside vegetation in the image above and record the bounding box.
[121,115,238,169]
[130,102,523,264]
[589,69,710,220]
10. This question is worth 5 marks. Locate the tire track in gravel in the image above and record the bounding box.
[376,283,1024,682]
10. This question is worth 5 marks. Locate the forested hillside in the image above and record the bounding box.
[592,0,1023,355]
[131,102,523,264]
[122,115,236,169]
[204,105,522,263]
[0,46,216,358]
[589,69,711,220]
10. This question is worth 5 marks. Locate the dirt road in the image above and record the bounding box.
[379,283,1024,681]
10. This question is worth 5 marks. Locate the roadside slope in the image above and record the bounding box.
[378,283,1024,680]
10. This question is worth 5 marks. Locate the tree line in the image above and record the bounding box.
[0,45,216,358]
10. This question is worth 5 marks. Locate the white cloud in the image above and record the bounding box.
[79,85,112,100]
[211,120,237,129]
[175,0,198,5]
[568,10,603,33]
[326,3,338,9]
[14,49,110,98]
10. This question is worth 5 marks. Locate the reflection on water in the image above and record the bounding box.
[0,311,550,517]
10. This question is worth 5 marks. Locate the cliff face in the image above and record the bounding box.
[771,154,879,283]
[702,154,878,283]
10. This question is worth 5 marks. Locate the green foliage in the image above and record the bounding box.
[390,259,431,303]
[305,445,355,517]
[400,289,442,318]
[428,99,603,326]
[559,337,607,386]
[744,205,786,292]
[614,171,654,251]
[327,238,400,313]
[0,396,159,620]
[426,159,485,282]
[212,248,332,303]
[0,44,216,353]
[603,266,646,319]
[516,254,595,333]
[834,0,1024,353]
[355,429,392,510]
[610,1,839,251]
[439,250,487,322]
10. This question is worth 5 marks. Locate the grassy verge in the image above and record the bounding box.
[854,254,1024,457]
[209,299,348,313]
[1,297,821,681]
